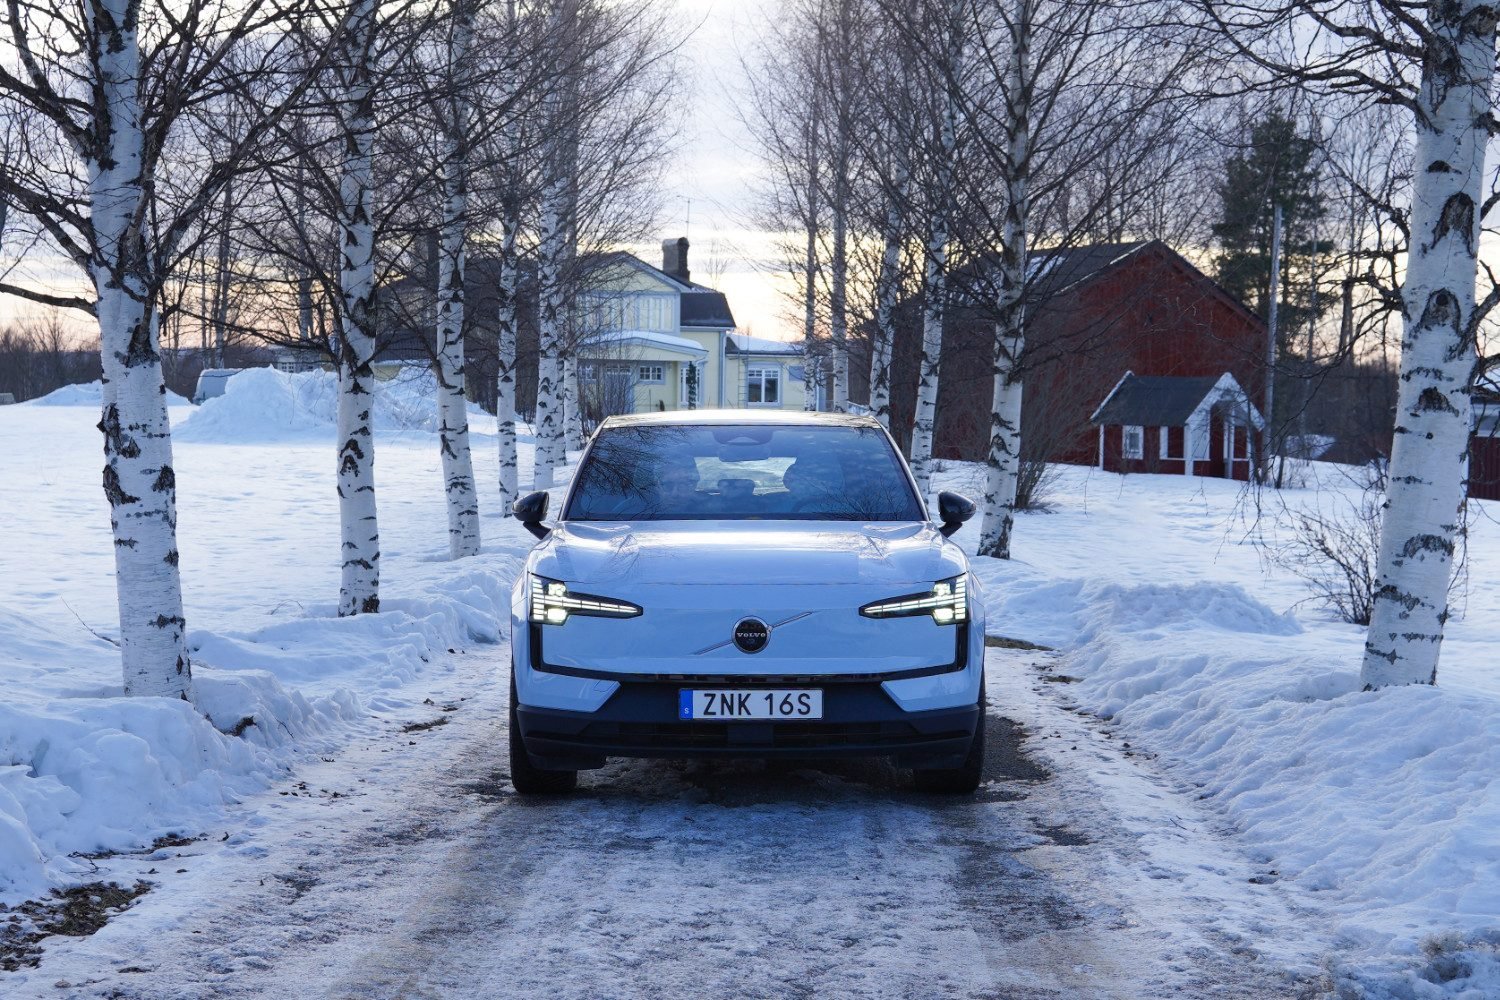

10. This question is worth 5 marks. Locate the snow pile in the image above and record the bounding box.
[27,380,191,407]
[1037,576,1500,993]
[188,562,519,691]
[174,367,469,442]
[0,551,524,903]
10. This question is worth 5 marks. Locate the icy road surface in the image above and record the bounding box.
[25,647,1324,999]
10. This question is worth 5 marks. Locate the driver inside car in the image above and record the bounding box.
[777,453,846,514]
[649,455,702,514]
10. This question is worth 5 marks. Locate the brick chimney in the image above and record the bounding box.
[662,237,690,282]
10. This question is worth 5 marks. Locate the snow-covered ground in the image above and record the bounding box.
[1,372,1497,996]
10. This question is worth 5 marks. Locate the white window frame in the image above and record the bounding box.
[637,364,664,384]
[746,365,781,407]
[1159,425,1183,460]
[1122,424,1144,460]
[580,362,598,382]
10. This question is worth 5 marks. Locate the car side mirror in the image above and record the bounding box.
[512,491,551,540]
[936,491,976,538]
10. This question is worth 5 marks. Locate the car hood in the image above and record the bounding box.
[531,520,964,588]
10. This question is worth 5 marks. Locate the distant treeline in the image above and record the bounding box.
[0,317,276,403]
[0,319,101,402]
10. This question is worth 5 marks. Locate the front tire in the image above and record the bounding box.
[912,686,986,794]
[509,673,577,795]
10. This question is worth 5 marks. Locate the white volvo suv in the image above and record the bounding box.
[508,411,985,794]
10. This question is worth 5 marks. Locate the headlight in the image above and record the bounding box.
[859,575,968,625]
[529,575,642,625]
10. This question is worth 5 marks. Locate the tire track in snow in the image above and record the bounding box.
[19,646,1320,998]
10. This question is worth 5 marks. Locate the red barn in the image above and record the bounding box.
[871,240,1269,468]
[1473,398,1500,502]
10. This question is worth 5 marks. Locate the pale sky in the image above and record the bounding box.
[1,2,796,342]
[653,0,797,341]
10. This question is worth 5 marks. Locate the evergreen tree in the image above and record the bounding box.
[1212,112,1331,354]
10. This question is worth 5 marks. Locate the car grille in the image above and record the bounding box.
[553,720,968,751]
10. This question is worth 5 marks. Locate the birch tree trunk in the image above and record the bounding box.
[909,219,946,500]
[532,0,577,488]
[801,109,821,414]
[909,0,962,500]
[976,0,1031,560]
[562,352,583,451]
[532,164,566,490]
[336,0,381,615]
[496,214,521,512]
[435,0,480,559]
[86,0,192,699]
[211,178,233,368]
[829,145,850,412]
[869,158,907,430]
[1362,2,1496,688]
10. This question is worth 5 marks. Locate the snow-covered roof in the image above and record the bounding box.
[727,333,801,356]
[582,329,708,359]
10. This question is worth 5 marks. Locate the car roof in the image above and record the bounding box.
[599,409,883,429]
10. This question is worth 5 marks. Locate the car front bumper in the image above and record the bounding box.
[514,680,980,770]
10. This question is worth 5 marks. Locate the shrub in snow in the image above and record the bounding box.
[1274,485,1384,626]
[1268,465,1468,628]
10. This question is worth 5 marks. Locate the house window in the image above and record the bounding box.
[638,364,664,383]
[580,363,598,382]
[747,366,780,406]
[1123,425,1144,460]
[1160,426,1184,460]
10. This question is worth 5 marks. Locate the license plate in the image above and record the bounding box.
[679,689,823,721]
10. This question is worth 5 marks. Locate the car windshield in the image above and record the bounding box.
[565,423,925,522]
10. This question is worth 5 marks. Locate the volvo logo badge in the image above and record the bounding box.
[733,617,770,654]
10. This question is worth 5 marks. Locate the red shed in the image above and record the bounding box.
[1473,401,1500,502]
[1090,372,1264,480]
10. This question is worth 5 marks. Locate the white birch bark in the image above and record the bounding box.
[829,145,850,412]
[496,215,521,511]
[435,0,480,560]
[909,0,962,501]
[495,0,522,511]
[869,157,908,429]
[335,0,381,615]
[799,85,821,414]
[532,0,577,488]
[532,164,566,490]
[562,352,583,451]
[909,220,946,500]
[976,0,1030,560]
[211,178,233,368]
[1362,2,1496,688]
[86,0,192,699]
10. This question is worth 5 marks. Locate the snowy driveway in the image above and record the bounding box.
[25,645,1318,999]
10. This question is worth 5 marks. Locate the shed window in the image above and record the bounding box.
[1160,426,1184,460]
[638,364,664,384]
[747,366,780,406]
[1123,425,1144,460]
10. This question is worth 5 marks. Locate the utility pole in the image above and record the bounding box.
[1265,203,1281,485]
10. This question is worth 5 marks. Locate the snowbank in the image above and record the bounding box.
[174,367,494,442]
[953,463,1500,998]
[27,381,190,407]
[0,553,523,903]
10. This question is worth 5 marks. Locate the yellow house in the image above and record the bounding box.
[575,239,817,416]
